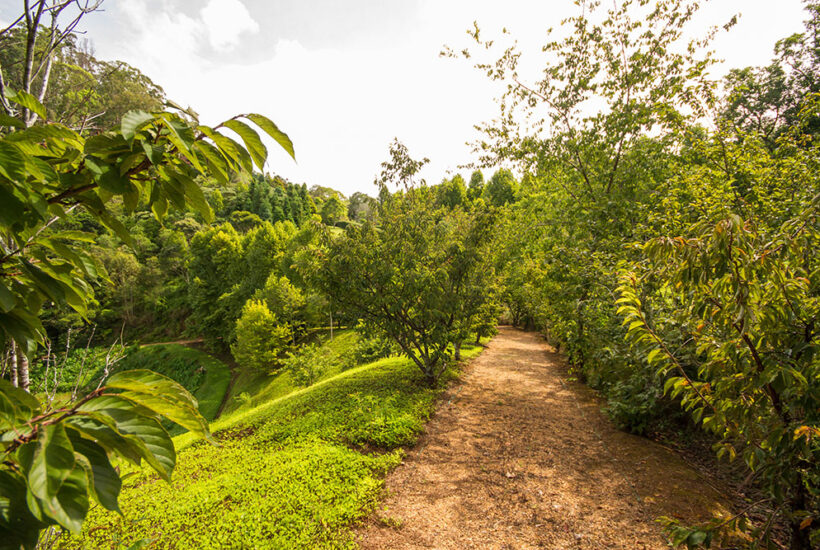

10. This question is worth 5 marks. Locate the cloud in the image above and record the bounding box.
[200,0,260,51]
[93,0,808,197]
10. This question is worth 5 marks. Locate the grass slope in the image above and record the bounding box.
[221,329,359,416]
[60,344,484,549]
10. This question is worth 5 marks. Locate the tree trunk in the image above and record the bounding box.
[453,341,462,361]
[17,346,30,392]
[475,332,481,345]
[790,482,812,550]
[9,340,18,387]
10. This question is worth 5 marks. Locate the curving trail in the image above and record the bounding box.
[357,327,729,549]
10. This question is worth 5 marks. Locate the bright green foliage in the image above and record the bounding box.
[0,369,209,548]
[231,300,292,373]
[0,89,293,355]
[459,0,820,545]
[435,174,468,209]
[60,345,484,549]
[284,343,326,387]
[187,223,245,344]
[467,170,485,201]
[223,329,360,416]
[0,72,294,544]
[320,196,347,226]
[482,169,518,207]
[256,274,306,329]
[347,191,376,222]
[187,220,298,349]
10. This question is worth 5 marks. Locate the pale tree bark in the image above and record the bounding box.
[9,341,18,387]
[17,346,30,392]
[0,0,105,125]
[453,340,462,361]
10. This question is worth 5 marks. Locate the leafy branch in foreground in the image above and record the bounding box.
[0,369,210,548]
[0,88,294,546]
[618,195,820,547]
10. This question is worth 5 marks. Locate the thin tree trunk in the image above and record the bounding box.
[0,65,12,114]
[453,340,462,361]
[790,482,812,550]
[9,340,18,387]
[17,346,30,392]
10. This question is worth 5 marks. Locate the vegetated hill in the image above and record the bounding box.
[59,341,485,549]
[223,329,360,415]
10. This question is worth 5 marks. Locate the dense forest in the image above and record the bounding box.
[0,0,818,549]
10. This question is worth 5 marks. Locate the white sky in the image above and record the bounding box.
[0,0,810,196]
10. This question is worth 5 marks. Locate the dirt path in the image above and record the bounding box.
[357,327,730,549]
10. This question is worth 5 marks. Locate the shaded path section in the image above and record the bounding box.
[357,327,729,549]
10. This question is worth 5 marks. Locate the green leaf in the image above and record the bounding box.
[21,424,88,531]
[0,184,26,227]
[245,113,296,160]
[105,370,210,438]
[23,424,73,495]
[0,379,40,421]
[43,463,89,534]
[0,113,24,129]
[121,110,155,142]
[0,142,28,182]
[199,127,253,173]
[223,119,267,171]
[7,90,46,121]
[193,141,229,184]
[106,370,199,409]
[0,281,17,313]
[171,169,213,223]
[65,414,145,466]
[118,391,209,438]
[0,470,46,550]
[85,158,133,194]
[66,429,122,513]
[77,396,176,480]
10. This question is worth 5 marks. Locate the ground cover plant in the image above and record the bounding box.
[58,344,484,549]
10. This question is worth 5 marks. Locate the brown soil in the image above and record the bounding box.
[356,327,731,549]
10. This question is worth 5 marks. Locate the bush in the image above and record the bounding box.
[284,344,326,387]
[353,333,398,365]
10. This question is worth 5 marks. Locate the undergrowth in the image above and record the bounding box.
[59,344,484,549]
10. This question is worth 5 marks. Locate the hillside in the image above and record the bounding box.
[59,341,485,549]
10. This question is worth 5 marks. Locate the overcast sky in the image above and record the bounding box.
[0,0,810,196]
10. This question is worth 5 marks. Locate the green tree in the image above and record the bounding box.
[284,343,325,387]
[188,223,244,345]
[348,191,376,222]
[482,169,517,207]
[467,170,484,201]
[231,299,291,373]
[435,174,468,209]
[319,195,347,225]
[0,82,295,544]
[318,185,495,385]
